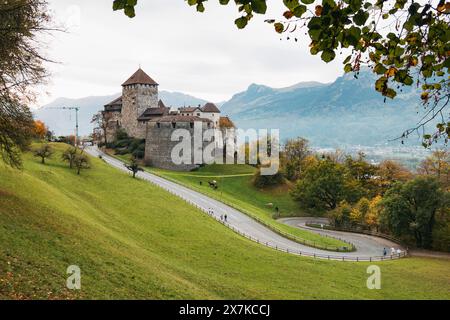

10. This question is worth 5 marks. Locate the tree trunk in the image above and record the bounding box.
[41,157,45,164]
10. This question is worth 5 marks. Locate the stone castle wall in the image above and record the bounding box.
[104,110,122,144]
[121,84,158,139]
[145,122,216,171]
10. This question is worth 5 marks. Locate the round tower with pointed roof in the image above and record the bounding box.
[121,68,159,138]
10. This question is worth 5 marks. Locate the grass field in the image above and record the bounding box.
[0,143,449,299]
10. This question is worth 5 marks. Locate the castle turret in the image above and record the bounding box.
[121,68,159,138]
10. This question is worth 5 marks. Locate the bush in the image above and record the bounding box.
[253,169,284,188]
[132,150,145,159]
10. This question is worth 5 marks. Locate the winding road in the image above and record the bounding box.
[86,146,404,262]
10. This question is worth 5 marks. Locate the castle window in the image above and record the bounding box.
[157,122,160,128]
[197,113,200,116]
[190,122,194,129]
[172,122,176,128]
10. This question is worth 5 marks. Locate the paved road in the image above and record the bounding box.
[279,217,403,258]
[86,147,405,261]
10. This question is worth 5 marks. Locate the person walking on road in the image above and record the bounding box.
[224,214,228,222]
[383,248,387,256]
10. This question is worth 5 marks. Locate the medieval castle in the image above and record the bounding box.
[102,68,235,171]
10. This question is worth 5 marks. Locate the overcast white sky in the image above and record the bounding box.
[37,0,345,107]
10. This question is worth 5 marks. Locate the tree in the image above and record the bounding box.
[350,197,371,226]
[73,153,90,175]
[344,152,378,196]
[376,159,412,193]
[0,1,53,167]
[329,200,352,227]
[113,0,450,146]
[34,120,48,139]
[91,111,113,146]
[125,157,143,178]
[33,143,53,164]
[282,137,311,180]
[0,97,34,168]
[291,159,357,210]
[62,147,78,169]
[365,195,382,231]
[381,176,449,248]
[253,167,284,188]
[418,150,450,189]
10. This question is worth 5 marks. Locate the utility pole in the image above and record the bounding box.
[50,107,80,145]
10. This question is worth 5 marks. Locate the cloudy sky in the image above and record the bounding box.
[37,0,345,107]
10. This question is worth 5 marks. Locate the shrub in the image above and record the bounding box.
[253,169,284,188]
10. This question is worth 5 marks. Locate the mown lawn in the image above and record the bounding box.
[0,143,449,299]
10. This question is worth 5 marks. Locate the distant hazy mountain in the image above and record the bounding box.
[220,70,428,147]
[34,91,207,136]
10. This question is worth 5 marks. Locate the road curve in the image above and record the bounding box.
[279,217,403,258]
[86,147,405,262]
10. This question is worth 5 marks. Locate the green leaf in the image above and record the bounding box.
[300,0,315,4]
[375,76,388,92]
[124,6,135,17]
[293,4,307,17]
[283,0,300,10]
[197,3,205,12]
[235,16,248,29]
[113,0,125,10]
[344,63,353,73]
[385,88,397,99]
[251,0,267,14]
[321,49,336,63]
[353,10,369,26]
[373,63,387,75]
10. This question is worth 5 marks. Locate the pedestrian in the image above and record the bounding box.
[224,214,227,222]
[220,215,223,221]
[396,248,402,255]
[383,248,387,256]
[390,247,395,255]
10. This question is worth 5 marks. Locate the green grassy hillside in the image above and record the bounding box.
[0,143,449,299]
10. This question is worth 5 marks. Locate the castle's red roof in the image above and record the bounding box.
[201,103,220,113]
[122,68,158,86]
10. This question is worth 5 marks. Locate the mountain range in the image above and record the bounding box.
[35,70,430,148]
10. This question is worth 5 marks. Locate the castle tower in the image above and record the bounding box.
[121,68,159,138]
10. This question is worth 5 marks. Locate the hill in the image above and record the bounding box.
[0,143,449,299]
